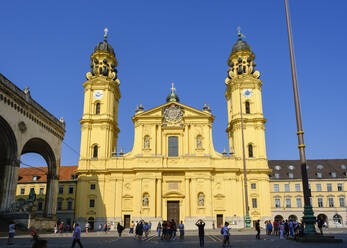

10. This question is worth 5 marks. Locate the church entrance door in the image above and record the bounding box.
[167,201,179,224]
[217,214,223,228]
[124,215,130,228]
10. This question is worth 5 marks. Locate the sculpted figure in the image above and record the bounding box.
[198,193,204,206]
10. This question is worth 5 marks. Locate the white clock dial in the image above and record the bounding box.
[93,90,103,100]
[243,89,252,98]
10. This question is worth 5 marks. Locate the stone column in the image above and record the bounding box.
[185,178,190,217]
[44,173,58,217]
[115,178,123,218]
[156,178,162,217]
[0,162,18,210]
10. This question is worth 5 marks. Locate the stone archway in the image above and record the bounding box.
[274,215,283,222]
[288,215,298,221]
[21,138,59,217]
[0,116,18,210]
[317,214,328,227]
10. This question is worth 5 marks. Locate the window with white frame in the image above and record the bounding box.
[337,183,343,191]
[273,184,279,192]
[285,198,291,208]
[318,198,323,207]
[296,198,302,208]
[252,198,257,208]
[284,184,290,192]
[327,184,332,192]
[339,197,345,207]
[295,184,300,192]
[39,187,44,195]
[316,184,322,192]
[275,198,281,208]
[328,197,334,207]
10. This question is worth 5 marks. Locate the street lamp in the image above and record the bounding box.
[284,0,316,234]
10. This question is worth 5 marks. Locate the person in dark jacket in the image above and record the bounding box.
[255,220,260,240]
[135,220,144,240]
[117,222,124,238]
[195,219,205,247]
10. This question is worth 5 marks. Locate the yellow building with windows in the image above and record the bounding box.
[75,32,272,230]
[269,160,347,227]
[16,166,78,226]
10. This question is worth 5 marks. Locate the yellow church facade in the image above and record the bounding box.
[75,31,272,229]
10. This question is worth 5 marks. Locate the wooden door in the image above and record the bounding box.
[124,215,130,228]
[217,214,223,228]
[167,201,180,223]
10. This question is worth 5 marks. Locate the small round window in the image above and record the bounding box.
[341,164,346,169]
[316,164,323,170]
[288,165,294,170]
[275,165,281,171]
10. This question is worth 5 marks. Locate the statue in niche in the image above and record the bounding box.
[142,194,149,206]
[144,136,150,149]
[196,136,202,149]
[198,193,204,206]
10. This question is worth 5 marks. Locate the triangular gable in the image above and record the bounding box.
[132,102,214,121]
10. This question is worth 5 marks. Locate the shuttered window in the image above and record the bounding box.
[168,136,178,157]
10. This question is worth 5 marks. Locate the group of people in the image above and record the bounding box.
[131,220,152,239]
[155,219,185,240]
[256,219,306,240]
[54,222,72,233]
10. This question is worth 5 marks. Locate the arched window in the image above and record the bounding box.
[245,101,250,114]
[93,145,98,158]
[95,103,100,115]
[248,144,253,158]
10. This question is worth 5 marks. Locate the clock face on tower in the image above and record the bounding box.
[93,90,103,100]
[243,89,252,98]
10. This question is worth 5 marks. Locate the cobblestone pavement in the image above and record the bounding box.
[0,229,346,248]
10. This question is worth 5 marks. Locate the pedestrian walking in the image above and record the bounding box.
[221,222,230,248]
[179,221,184,239]
[104,222,108,232]
[71,223,83,248]
[317,217,323,235]
[195,219,205,247]
[157,222,162,239]
[171,219,177,240]
[255,220,260,240]
[117,222,124,238]
[85,222,89,234]
[144,222,149,238]
[289,220,294,237]
[129,221,134,234]
[279,221,285,239]
[273,220,278,236]
[135,220,144,240]
[8,221,15,245]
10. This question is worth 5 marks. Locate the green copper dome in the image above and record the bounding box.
[231,37,251,54]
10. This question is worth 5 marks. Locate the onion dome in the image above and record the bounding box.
[93,28,115,56]
[166,83,180,102]
[231,33,252,54]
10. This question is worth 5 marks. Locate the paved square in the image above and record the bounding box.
[1,229,346,248]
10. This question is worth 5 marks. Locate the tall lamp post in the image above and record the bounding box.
[284,0,316,234]
[239,91,251,228]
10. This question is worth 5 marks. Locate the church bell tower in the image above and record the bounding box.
[79,28,120,164]
[225,30,267,168]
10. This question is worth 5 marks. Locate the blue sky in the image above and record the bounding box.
[1,0,346,167]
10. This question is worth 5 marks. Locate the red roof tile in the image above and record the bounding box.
[17,166,78,183]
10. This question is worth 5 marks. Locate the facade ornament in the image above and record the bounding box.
[142,193,149,206]
[163,104,183,123]
[198,193,205,206]
[144,136,150,149]
[18,121,27,133]
[196,135,202,149]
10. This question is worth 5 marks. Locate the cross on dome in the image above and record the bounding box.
[237,26,246,39]
[104,28,109,40]
[171,82,176,93]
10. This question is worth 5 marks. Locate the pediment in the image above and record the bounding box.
[132,102,214,121]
